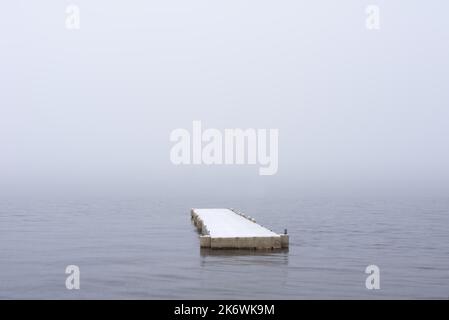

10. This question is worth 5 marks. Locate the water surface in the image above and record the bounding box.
[0,196,448,299]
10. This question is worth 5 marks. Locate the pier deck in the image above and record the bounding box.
[191,208,289,249]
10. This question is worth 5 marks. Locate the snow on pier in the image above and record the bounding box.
[191,208,289,249]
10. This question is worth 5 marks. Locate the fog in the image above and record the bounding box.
[1,1,448,199]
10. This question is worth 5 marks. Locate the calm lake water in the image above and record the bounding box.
[0,195,448,299]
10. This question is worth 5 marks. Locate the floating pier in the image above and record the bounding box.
[191,208,289,249]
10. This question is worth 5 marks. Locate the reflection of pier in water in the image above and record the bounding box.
[199,248,289,267]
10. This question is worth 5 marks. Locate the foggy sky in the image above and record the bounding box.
[1,1,448,198]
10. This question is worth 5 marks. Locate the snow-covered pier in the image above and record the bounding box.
[191,208,289,249]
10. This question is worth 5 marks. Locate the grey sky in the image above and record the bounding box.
[1,1,448,198]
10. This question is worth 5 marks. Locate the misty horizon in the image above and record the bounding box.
[1,2,448,198]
